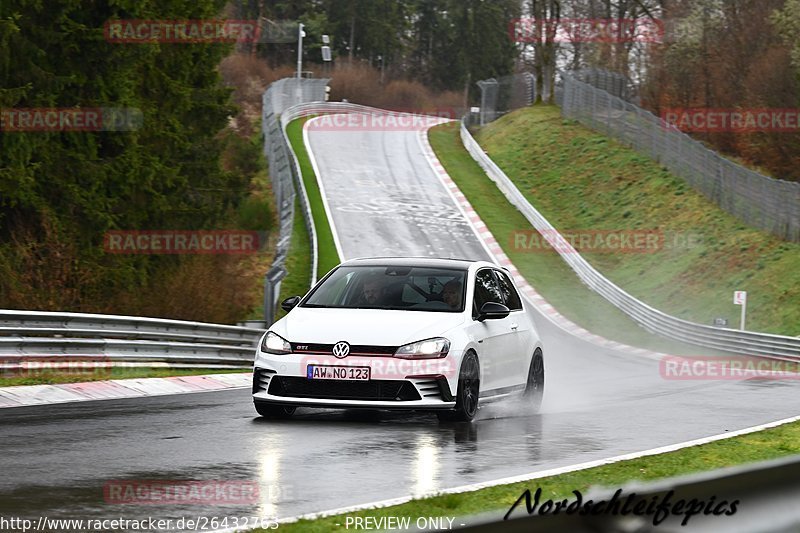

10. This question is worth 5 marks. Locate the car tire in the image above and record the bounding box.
[523,348,544,412]
[437,351,480,422]
[254,401,296,419]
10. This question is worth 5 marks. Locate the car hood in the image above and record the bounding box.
[273,307,466,346]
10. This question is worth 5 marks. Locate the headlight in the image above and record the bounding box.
[261,331,292,354]
[394,337,450,359]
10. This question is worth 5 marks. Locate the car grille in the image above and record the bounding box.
[268,376,421,401]
[290,343,398,356]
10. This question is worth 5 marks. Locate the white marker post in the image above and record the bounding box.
[733,291,747,331]
[296,23,305,80]
[295,23,306,105]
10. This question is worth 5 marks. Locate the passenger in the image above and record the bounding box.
[441,280,462,310]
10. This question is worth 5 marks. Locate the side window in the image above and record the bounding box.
[310,270,353,306]
[474,269,504,311]
[495,270,523,311]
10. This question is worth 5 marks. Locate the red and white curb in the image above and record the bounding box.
[0,372,250,409]
[416,126,667,361]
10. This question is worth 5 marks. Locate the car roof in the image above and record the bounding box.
[340,257,497,270]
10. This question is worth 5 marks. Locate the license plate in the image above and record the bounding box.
[307,365,370,381]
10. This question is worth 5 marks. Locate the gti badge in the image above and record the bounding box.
[332,341,350,358]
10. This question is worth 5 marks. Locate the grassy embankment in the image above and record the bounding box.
[1,367,247,387]
[462,106,799,338]
[429,120,711,355]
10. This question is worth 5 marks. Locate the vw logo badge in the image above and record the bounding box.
[332,341,350,359]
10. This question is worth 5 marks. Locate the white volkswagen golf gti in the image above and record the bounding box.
[253,258,544,421]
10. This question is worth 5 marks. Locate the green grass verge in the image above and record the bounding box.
[0,367,248,387]
[285,118,341,280]
[257,420,800,531]
[472,106,800,337]
[428,122,717,355]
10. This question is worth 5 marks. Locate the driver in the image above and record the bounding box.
[356,275,383,306]
[441,280,462,309]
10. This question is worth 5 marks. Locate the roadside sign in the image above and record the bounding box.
[321,45,332,62]
[733,291,747,330]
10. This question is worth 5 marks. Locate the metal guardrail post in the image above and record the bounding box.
[263,266,287,326]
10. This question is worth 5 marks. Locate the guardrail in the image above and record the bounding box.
[261,78,330,324]
[0,98,371,370]
[281,101,432,123]
[269,101,374,283]
[0,309,264,367]
[460,121,800,361]
[259,93,376,325]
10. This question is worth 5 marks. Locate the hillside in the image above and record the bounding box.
[474,106,800,337]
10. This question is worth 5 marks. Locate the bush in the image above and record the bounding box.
[328,61,464,113]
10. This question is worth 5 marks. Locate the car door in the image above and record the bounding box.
[469,268,517,393]
[493,268,532,389]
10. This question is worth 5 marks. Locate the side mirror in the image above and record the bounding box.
[477,301,510,321]
[281,296,301,312]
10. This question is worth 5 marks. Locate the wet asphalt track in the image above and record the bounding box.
[1,114,799,529]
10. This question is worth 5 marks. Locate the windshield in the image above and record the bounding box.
[301,265,467,312]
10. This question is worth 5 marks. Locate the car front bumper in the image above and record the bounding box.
[252,350,459,410]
